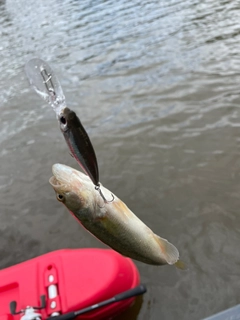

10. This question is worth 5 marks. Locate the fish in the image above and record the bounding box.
[49,163,184,267]
[58,107,99,186]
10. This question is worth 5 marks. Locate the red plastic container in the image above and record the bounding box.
[0,249,140,320]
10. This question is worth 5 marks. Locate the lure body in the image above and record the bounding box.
[59,107,99,186]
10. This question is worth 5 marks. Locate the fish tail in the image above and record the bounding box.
[155,235,180,265]
[174,260,187,270]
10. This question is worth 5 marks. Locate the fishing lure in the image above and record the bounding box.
[25,58,110,202]
[58,107,99,186]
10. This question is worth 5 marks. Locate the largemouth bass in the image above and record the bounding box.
[49,163,183,267]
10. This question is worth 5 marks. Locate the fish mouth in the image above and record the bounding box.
[49,163,74,192]
[52,163,72,182]
[49,163,93,209]
[49,163,88,193]
[49,175,68,195]
[49,176,62,188]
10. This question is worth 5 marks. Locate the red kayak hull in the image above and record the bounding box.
[0,249,140,320]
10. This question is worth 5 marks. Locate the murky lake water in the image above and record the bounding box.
[1,0,240,318]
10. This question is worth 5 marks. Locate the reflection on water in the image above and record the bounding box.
[1,0,240,319]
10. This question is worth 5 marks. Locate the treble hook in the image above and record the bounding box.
[40,67,56,96]
[95,184,114,206]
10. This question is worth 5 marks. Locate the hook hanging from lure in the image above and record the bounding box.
[25,58,113,203]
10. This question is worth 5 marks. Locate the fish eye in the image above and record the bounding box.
[56,193,65,202]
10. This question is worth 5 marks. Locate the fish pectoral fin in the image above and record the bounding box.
[155,235,180,265]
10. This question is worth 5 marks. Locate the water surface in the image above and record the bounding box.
[1,0,240,319]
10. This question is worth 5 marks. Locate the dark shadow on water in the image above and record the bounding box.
[114,295,144,320]
[0,226,41,269]
[0,0,12,27]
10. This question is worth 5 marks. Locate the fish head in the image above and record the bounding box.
[49,163,95,212]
